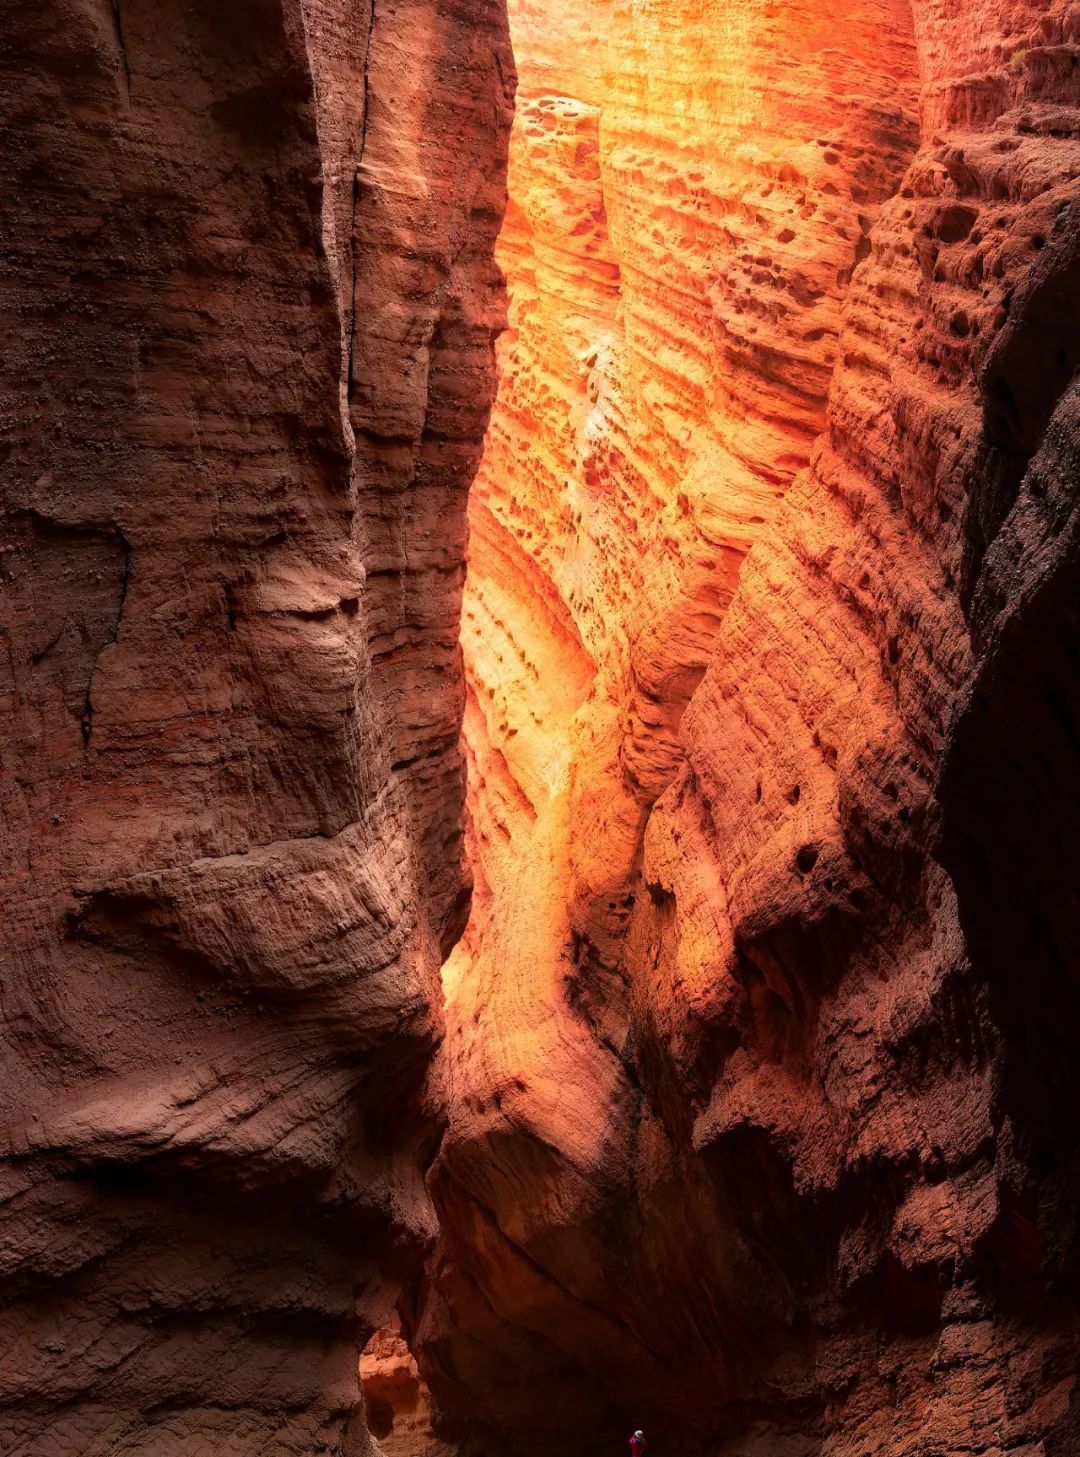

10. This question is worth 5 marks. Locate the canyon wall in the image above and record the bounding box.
[4,0,1079,1454]
[420,0,1080,1453]
[0,2,511,1453]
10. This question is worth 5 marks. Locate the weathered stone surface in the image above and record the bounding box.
[360,1315,445,1457]
[0,2,511,1452]
[6,0,1080,1453]
[421,0,1080,1453]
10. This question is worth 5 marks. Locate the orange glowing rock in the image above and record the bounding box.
[424,0,1080,1450]
[456,0,920,995]
[361,1317,444,1457]
[441,0,921,1266]
[430,0,919,1417]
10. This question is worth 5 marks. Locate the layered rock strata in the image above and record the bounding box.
[5,0,1080,1454]
[421,0,1080,1453]
[0,2,511,1453]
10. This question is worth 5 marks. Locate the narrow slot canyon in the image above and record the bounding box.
[2,2,1080,1457]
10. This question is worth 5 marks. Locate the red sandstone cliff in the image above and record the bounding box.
[5,0,1080,1454]
[0,2,511,1452]
[418,0,1080,1454]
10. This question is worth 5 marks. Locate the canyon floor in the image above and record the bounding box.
[2,0,1080,1455]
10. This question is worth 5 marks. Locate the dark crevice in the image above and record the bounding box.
[345,0,378,410]
[81,529,130,749]
[438,1159,677,1372]
[110,0,132,103]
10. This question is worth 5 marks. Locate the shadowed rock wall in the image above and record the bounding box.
[0,1,511,1452]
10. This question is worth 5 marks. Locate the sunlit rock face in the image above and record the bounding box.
[360,1316,444,1457]
[0,2,510,1452]
[422,0,1080,1451]
[455,0,919,993]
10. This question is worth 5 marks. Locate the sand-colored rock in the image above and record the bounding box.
[422,0,1080,1452]
[360,1314,445,1457]
[0,2,511,1452]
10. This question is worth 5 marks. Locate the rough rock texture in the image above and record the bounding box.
[6,0,1080,1452]
[360,1315,444,1457]
[419,0,1080,1454]
[0,2,511,1452]
[454,0,919,990]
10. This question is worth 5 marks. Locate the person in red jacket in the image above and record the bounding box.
[630,1430,646,1457]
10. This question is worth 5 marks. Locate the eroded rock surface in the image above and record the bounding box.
[5,0,1080,1453]
[421,0,1080,1453]
[0,2,511,1452]
[360,1314,444,1457]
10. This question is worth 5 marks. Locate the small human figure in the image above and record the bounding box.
[630,1430,646,1457]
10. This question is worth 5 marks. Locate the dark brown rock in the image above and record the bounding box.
[0,1,512,1452]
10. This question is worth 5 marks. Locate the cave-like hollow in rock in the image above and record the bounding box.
[3,1,1080,1456]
